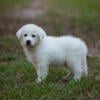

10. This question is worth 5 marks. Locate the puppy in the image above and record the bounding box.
[16,24,88,83]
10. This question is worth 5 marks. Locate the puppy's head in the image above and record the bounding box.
[16,24,47,47]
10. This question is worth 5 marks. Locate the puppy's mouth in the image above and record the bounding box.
[26,40,33,48]
[26,44,33,49]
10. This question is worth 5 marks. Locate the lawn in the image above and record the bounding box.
[45,0,100,36]
[0,0,31,12]
[0,36,100,100]
[0,0,100,99]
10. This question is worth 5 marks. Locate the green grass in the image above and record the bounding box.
[0,0,31,12]
[0,36,100,99]
[50,0,100,12]
[0,0,100,99]
[45,0,100,35]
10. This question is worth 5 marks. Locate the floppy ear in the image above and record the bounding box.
[38,27,47,40]
[16,28,22,40]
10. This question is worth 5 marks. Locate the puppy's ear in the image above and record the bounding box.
[16,28,22,40]
[38,27,47,40]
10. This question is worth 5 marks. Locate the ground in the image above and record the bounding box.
[0,0,100,99]
[4,0,45,19]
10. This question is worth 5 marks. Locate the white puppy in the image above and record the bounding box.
[16,24,88,83]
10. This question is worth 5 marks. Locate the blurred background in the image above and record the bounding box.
[0,0,100,99]
[0,0,100,57]
[0,0,100,56]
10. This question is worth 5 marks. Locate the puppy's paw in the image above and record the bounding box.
[73,76,81,82]
[35,78,42,83]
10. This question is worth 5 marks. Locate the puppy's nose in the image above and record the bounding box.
[26,40,31,45]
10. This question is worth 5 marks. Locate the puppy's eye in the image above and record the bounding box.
[32,35,36,37]
[24,34,27,37]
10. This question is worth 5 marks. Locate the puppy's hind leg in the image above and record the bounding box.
[62,63,73,82]
[67,54,84,81]
[62,71,73,82]
[73,66,83,81]
[71,61,83,81]
[82,55,88,77]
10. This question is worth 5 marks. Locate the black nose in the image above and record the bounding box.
[26,40,31,45]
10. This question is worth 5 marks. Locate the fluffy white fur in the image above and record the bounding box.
[16,24,88,83]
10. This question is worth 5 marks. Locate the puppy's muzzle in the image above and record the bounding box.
[26,40,31,46]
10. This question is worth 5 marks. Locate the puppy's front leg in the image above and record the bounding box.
[35,63,49,83]
[34,64,42,83]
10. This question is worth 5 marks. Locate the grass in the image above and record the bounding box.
[49,0,100,12]
[0,0,31,12]
[0,0,100,99]
[45,0,100,35]
[0,36,100,100]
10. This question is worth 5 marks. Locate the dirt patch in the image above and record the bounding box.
[3,0,46,19]
[0,0,46,37]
